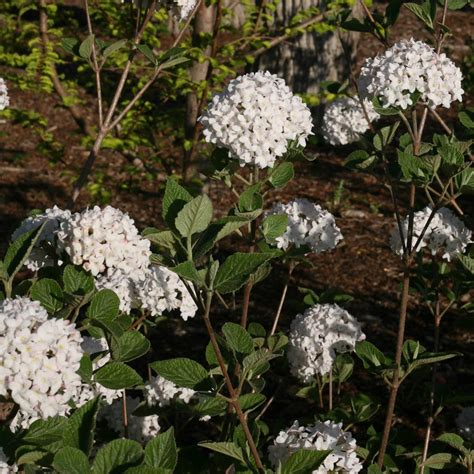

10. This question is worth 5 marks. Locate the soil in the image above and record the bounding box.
[0,1,473,460]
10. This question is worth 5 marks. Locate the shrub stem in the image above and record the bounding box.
[202,291,265,472]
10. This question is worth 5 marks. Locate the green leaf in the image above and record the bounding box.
[198,442,245,464]
[175,195,213,238]
[437,433,465,452]
[262,214,288,243]
[243,348,280,379]
[144,230,177,252]
[137,44,157,65]
[222,322,254,354]
[459,109,474,129]
[455,168,474,194]
[4,223,45,280]
[78,354,93,383]
[30,278,63,313]
[373,123,400,151]
[162,178,192,228]
[372,96,400,116]
[422,452,455,469]
[63,397,100,455]
[239,183,263,212]
[94,362,142,389]
[92,439,143,474]
[160,56,191,69]
[355,341,392,369]
[86,289,120,320]
[53,447,90,474]
[404,2,434,29]
[238,393,265,412]
[345,150,377,170]
[409,351,460,371]
[268,162,294,188]
[111,331,150,363]
[170,261,203,286]
[281,449,330,474]
[79,35,95,60]
[63,265,94,295]
[23,417,67,445]
[150,358,208,389]
[61,37,80,56]
[144,427,177,470]
[194,216,253,257]
[103,39,128,58]
[213,252,275,294]
[367,465,384,474]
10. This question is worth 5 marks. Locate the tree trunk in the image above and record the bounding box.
[257,0,361,95]
[183,2,215,180]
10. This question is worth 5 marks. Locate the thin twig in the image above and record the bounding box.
[270,263,294,336]
[84,0,103,127]
[69,0,199,205]
[202,292,265,472]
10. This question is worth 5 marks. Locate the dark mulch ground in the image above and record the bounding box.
[0,2,473,452]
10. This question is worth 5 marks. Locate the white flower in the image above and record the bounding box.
[11,206,72,271]
[95,268,138,314]
[200,71,313,169]
[0,448,17,473]
[136,266,198,320]
[456,407,474,441]
[100,396,160,443]
[0,79,9,111]
[145,375,195,407]
[266,199,343,254]
[321,97,379,146]
[57,206,151,278]
[74,337,122,406]
[390,206,472,261]
[359,38,463,110]
[0,297,83,431]
[287,304,365,381]
[268,420,363,473]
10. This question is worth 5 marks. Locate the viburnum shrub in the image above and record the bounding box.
[0,1,473,473]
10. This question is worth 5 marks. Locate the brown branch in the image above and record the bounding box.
[69,0,199,205]
[202,292,265,472]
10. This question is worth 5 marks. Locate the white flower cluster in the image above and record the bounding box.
[57,205,151,278]
[268,420,363,473]
[0,78,9,111]
[145,375,195,407]
[12,206,72,271]
[74,337,121,406]
[200,71,313,169]
[456,407,474,441]
[390,206,472,261]
[288,304,365,381]
[0,449,17,474]
[359,38,463,110]
[321,97,379,146]
[100,396,160,443]
[267,199,343,254]
[137,266,198,321]
[0,297,83,431]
